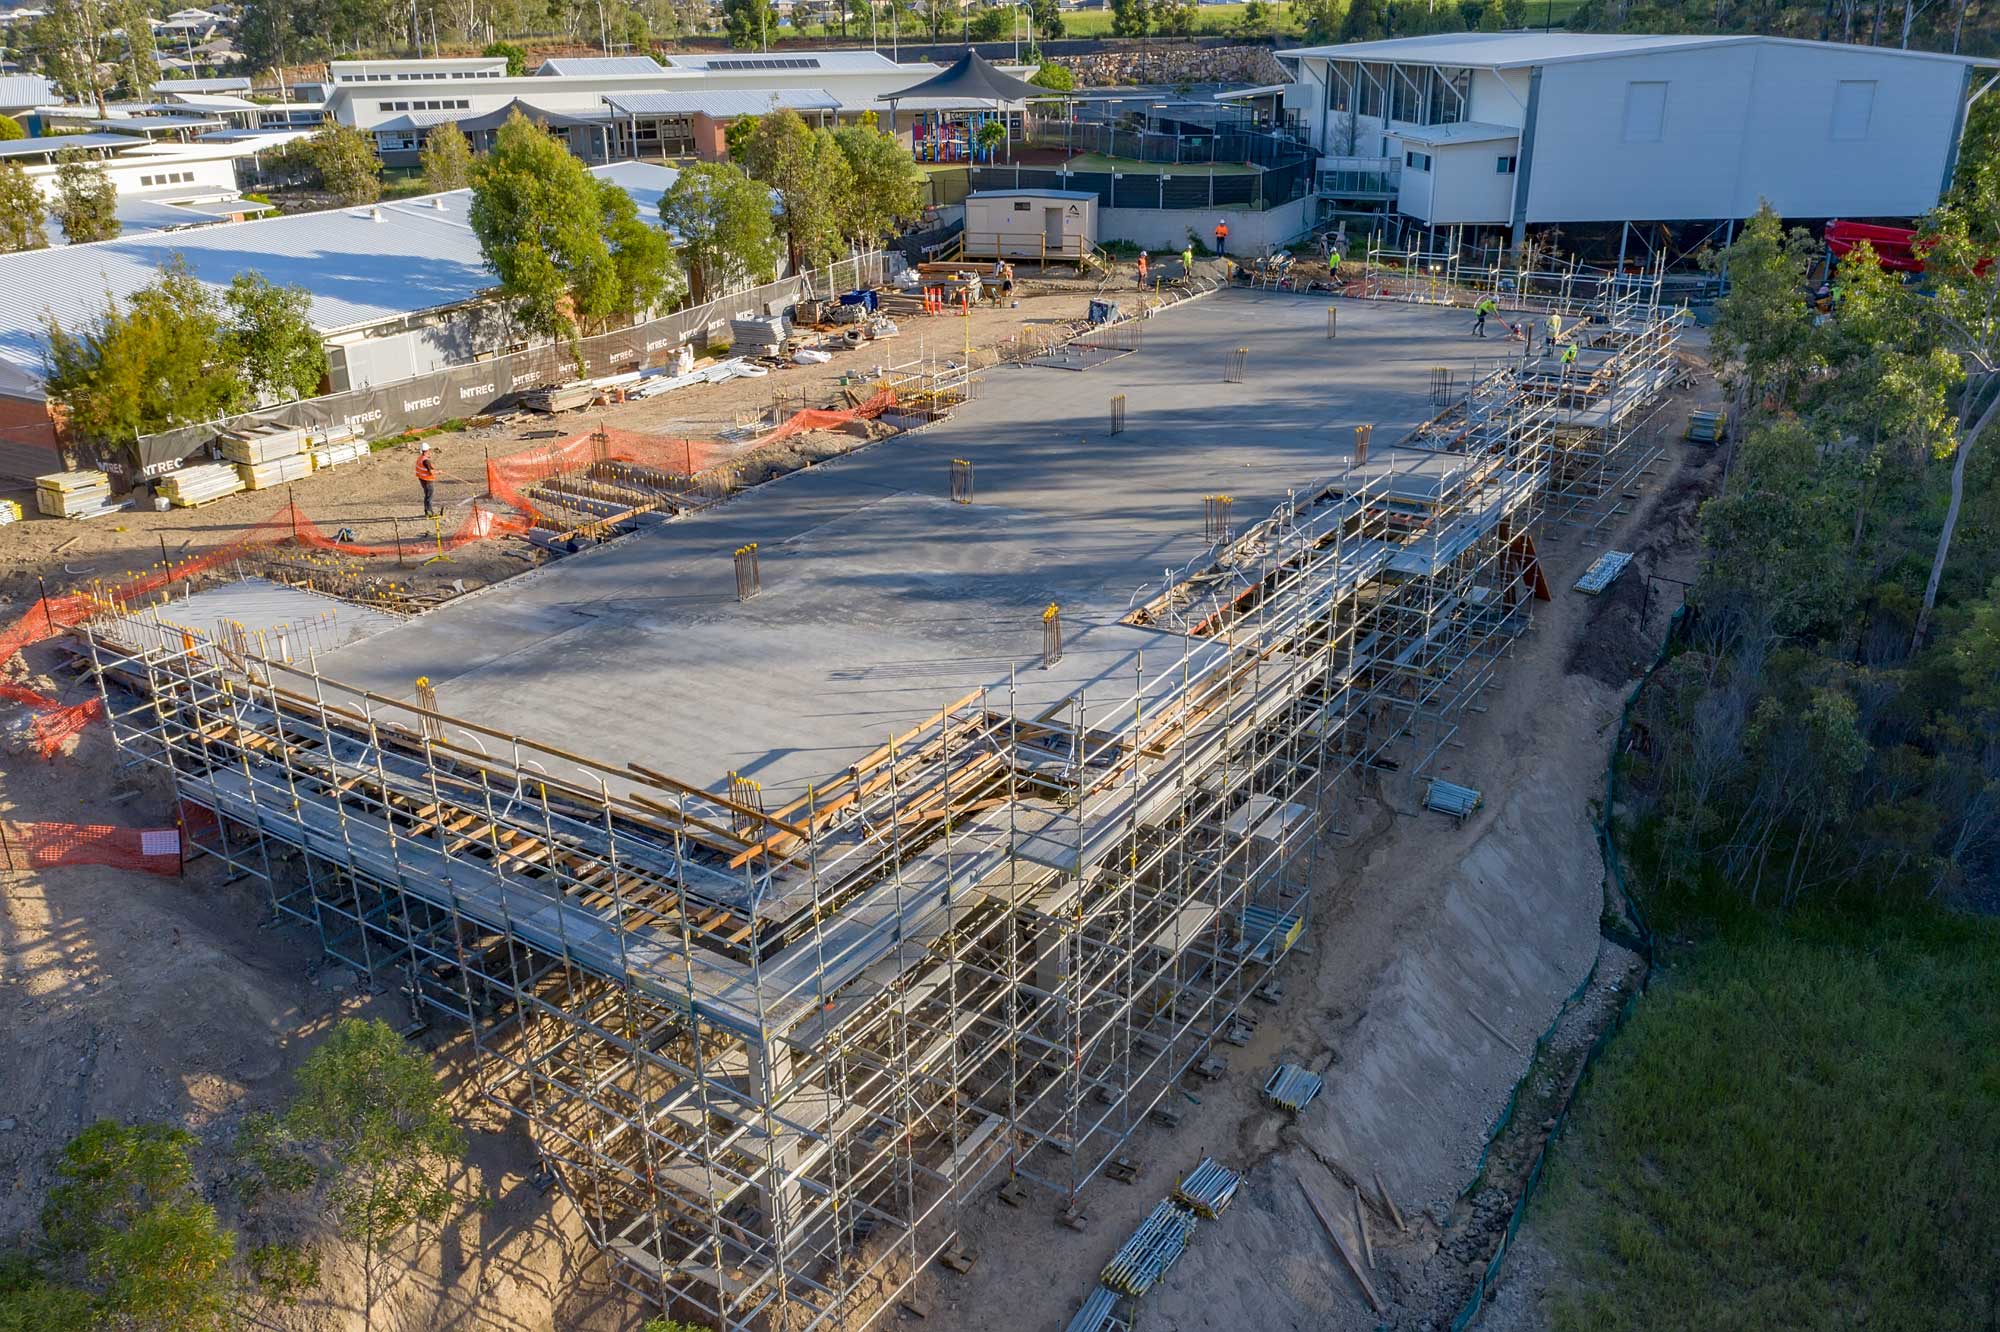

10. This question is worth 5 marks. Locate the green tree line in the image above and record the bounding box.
[1621,143,2000,907]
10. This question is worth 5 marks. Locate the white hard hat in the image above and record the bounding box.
[419,442,431,451]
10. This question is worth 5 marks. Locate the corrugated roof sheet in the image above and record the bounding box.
[663,49,915,73]
[1280,32,1990,68]
[604,87,841,117]
[0,161,680,397]
[537,55,665,77]
[0,73,55,106]
[152,76,250,92]
[0,132,137,158]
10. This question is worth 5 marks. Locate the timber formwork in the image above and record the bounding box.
[78,299,1681,1332]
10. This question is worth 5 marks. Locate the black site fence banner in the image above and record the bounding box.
[122,255,888,481]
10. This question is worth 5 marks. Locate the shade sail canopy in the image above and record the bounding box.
[881,49,1042,104]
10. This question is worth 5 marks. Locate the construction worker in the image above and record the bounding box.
[415,441,438,517]
[1561,342,1579,377]
[1182,244,1195,280]
[1137,250,1148,290]
[1472,295,1498,338]
[1213,219,1229,257]
[1545,311,1564,352]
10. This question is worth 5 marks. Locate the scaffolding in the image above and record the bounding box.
[1376,260,1690,528]
[75,297,1683,1332]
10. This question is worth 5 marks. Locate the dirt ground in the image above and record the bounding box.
[0,300,1721,1332]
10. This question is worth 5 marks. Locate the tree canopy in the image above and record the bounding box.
[44,257,245,451]
[1028,60,1074,92]
[300,123,383,206]
[41,259,324,453]
[733,108,856,270]
[50,146,118,245]
[832,113,923,246]
[469,111,681,355]
[0,1121,236,1332]
[659,160,778,303]
[226,272,328,404]
[419,120,474,193]
[482,38,528,75]
[0,162,46,254]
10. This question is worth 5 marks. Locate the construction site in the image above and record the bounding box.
[47,276,1692,1332]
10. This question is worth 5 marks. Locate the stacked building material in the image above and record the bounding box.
[1572,550,1634,595]
[1099,1201,1199,1297]
[158,462,247,507]
[310,440,370,470]
[239,453,314,490]
[1424,778,1484,820]
[218,423,314,465]
[1169,1158,1242,1219]
[521,383,599,414]
[1262,1063,1324,1113]
[34,469,117,518]
[1061,1287,1127,1332]
[730,314,788,356]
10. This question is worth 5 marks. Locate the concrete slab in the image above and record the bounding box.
[314,293,1505,801]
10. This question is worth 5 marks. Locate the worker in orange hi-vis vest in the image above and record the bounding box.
[1213,219,1229,256]
[1137,250,1148,289]
[415,442,438,517]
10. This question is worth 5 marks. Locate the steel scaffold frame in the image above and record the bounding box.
[76,300,1681,1332]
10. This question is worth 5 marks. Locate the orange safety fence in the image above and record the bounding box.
[1,390,901,756]
[487,389,900,522]
[0,818,183,875]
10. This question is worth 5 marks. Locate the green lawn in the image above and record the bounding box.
[1531,902,2000,1332]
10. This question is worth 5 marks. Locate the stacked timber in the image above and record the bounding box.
[35,469,121,519]
[218,422,313,465]
[310,439,369,469]
[158,462,246,507]
[239,453,313,490]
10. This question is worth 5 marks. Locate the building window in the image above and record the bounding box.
[1621,81,1667,143]
[1496,154,1517,174]
[1404,150,1431,171]
[1831,79,1876,141]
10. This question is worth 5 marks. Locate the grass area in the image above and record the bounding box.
[1061,152,1257,175]
[1532,894,2000,1332]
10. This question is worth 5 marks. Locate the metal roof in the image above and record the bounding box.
[0,132,138,158]
[152,75,252,92]
[0,161,681,398]
[1393,120,1520,146]
[0,73,54,106]
[604,87,841,118]
[537,55,665,77]
[662,49,914,73]
[1280,32,1993,69]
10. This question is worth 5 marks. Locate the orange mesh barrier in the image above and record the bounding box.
[1,390,897,754]
[0,819,183,875]
[487,389,898,521]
